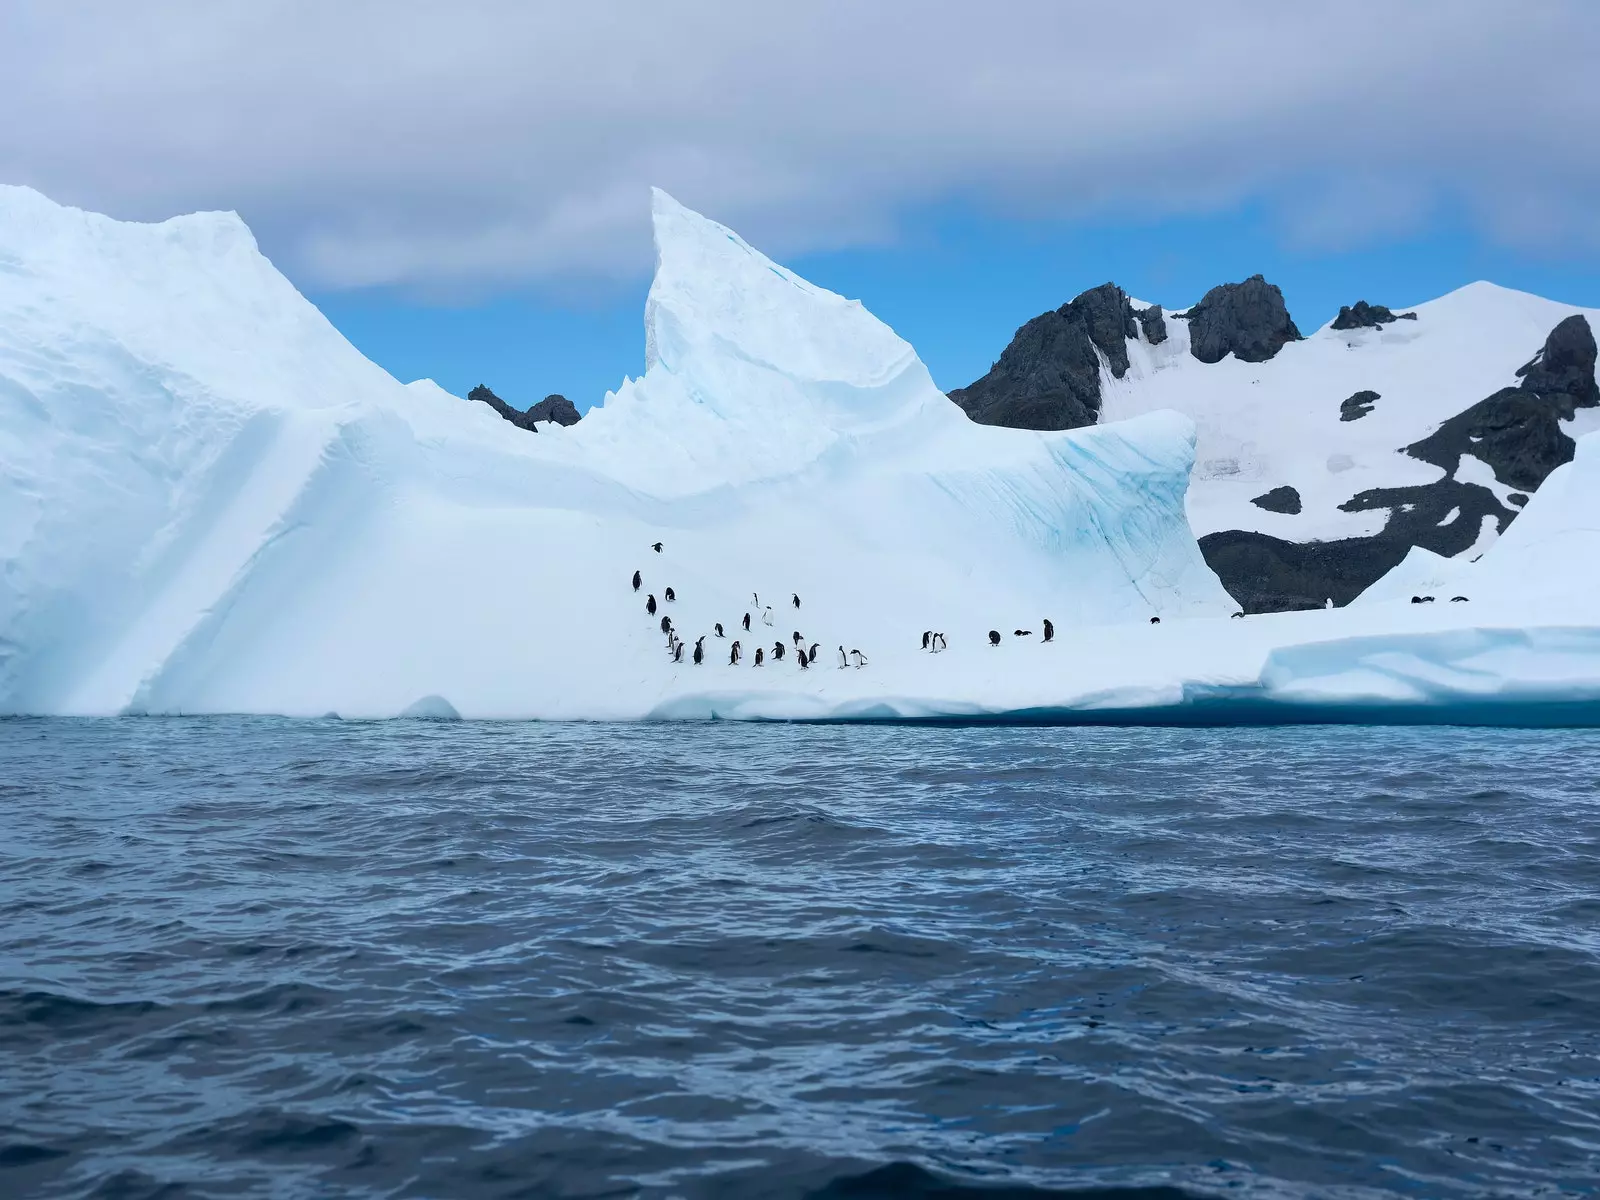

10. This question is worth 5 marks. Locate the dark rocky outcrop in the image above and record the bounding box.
[1202,314,1598,612]
[1251,485,1302,515]
[526,393,581,426]
[1199,530,1409,612]
[468,384,533,430]
[1330,300,1418,330]
[1178,275,1302,364]
[1515,313,1599,416]
[1340,390,1380,422]
[1406,386,1575,493]
[467,385,583,432]
[950,283,1140,431]
[1136,304,1168,346]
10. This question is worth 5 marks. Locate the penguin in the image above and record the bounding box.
[754,647,765,667]
[988,630,1001,646]
[752,592,760,606]
[661,615,673,635]
[797,647,810,669]
[665,587,676,602]
[742,612,751,631]
[715,622,725,638]
[837,645,849,669]
[935,633,947,652]
[793,631,804,645]
[772,641,785,661]
[762,606,774,626]
[693,637,704,665]
[1324,598,1333,610]
[1231,612,1245,619]
[1451,595,1469,602]
[851,649,867,668]
[809,642,820,662]
[631,569,641,592]
[730,640,741,665]
[792,593,801,608]
[921,630,931,650]
[1042,619,1054,643]
[1410,596,1423,604]
[646,594,657,616]
[673,641,685,663]
[1013,629,1032,637]
[1421,595,1435,603]
[1150,617,1161,624]
[652,542,663,553]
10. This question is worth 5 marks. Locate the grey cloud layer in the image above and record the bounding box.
[2,0,1595,291]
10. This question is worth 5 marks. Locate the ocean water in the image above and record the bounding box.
[2,719,1598,1200]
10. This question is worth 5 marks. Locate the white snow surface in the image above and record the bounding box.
[1101,284,1600,546]
[3,184,1599,722]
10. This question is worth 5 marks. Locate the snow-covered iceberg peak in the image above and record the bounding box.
[577,191,949,493]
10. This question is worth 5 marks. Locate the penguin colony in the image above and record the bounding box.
[631,548,835,671]
[629,540,1282,675]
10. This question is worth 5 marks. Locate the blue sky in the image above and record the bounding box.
[313,197,1600,413]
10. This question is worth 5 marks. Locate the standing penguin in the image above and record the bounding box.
[714,623,725,638]
[754,647,765,667]
[673,641,685,663]
[837,645,848,669]
[665,587,676,602]
[797,647,810,669]
[792,593,801,608]
[752,592,760,606]
[772,641,785,661]
[792,631,804,646]
[660,615,672,635]
[742,612,751,632]
[1150,616,1161,625]
[693,637,704,665]
[730,640,742,665]
[850,649,867,668]
[632,570,641,592]
[809,642,820,662]
[761,606,774,626]
[1042,618,1054,643]
[934,633,947,652]
[921,631,931,650]
[646,594,657,616]
[988,630,1001,646]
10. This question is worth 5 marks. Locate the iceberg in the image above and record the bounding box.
[2,184,1598,723]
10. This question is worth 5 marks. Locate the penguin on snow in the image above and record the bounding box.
[665,587,676,602]
[742,612,751,631]
[772,641,785,661]
[933,633,946,652]
[792,593,801,608]
[988,630,1001,646]
[792,631,804,645]
[646,594,657,616]
[808,642,820,663]
[761,606,774,626]
[921,631,931,650]
[673,641,685,663]
[652,542,663,553]
[715,622,725,638]
[631,569,641,592]
[850,649,867,668]
[730,640,741,665]
[660,614,672,635]
[837,645,849,669]
[1042,619,1054,643]
[693,637,705,665]
[754,647,765,667]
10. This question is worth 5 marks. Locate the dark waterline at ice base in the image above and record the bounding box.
[3,718,1598,1198]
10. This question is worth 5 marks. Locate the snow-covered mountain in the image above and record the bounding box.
[3,184,1600,721]
[953,278,1600,612]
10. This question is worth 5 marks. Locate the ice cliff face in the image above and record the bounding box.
[0,185,1231,718]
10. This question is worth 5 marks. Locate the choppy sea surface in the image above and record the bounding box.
[3,718,1599,1200]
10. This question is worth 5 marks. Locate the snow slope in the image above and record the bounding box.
[1100,284,1600,545]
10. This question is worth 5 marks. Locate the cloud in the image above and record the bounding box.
[1,0,1595,293]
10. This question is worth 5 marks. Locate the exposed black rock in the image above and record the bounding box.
[1199,530,1409,613]
[1406,386,1574,492]
[468,384,534,430]
[1251,485,1302,515]
[525,393,582,426]
[1338,477,1514,558]
[950,283,1139,431]
[1178,274,1302,364]
[1340,390,1380,422]
[1509,492,1529,507]
[1515,314,1599,416]
[1136,304,1168,346]
[1330,300,1418,330]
